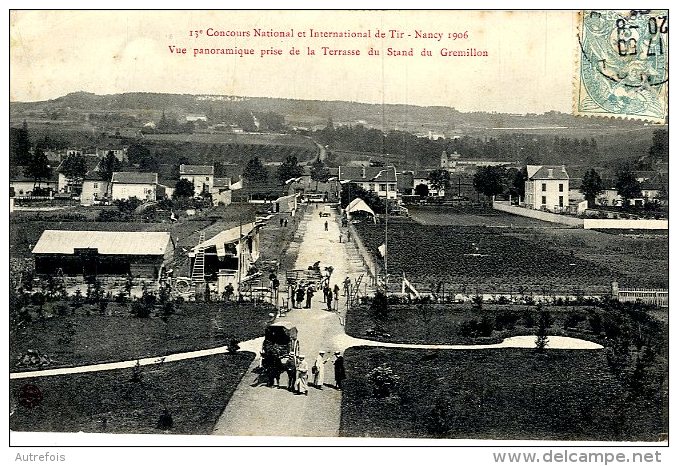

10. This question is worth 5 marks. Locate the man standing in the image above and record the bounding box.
[334,351,346,389]
[343,276,351,296]
[295,355,309,395]
[312,350,327,389]
[333,284,340,310]
[326,289,333,311]
[305,284,315,309]
[324,220,328,231]
[285,352,296,391]
[295,283,305,309]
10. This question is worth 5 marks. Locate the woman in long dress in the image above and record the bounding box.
[312,351,327,388]
[295,355,309,395]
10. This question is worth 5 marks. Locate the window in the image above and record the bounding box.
[389,183,396,191]
[541,183,547,191]
[369,183,375,191]
[379,183,387,192]
[559,196,564,207]
[559,183,563,192]
[93,183,98,189]
[541,196,546,205]
[205,177,210,181]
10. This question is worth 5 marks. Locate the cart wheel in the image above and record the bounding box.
[175,279,190,293]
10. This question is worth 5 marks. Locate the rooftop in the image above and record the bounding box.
[527,165,569,180]
[111,171,158,184]
[339,166,397,183]
[32,230,172,256]
[180,164,214,176]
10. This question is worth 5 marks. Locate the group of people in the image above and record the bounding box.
[290,282,316,309]
[258,350,346,395]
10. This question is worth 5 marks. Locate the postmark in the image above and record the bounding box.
[575,10,668,123]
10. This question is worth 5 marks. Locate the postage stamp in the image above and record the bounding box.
[575,10,668,123]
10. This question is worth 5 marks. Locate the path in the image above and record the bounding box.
[9,206,603,437]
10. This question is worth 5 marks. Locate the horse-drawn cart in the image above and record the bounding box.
[262,321,300,358]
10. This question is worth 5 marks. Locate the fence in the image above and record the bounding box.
[347,222,383,286]
[493,201,584,227]
[583,218,669,230]
[615,288,668,307]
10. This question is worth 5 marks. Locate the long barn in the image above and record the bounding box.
[32,230,174,279]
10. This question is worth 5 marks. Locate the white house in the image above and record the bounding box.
[179,164,214,196]
[10,166,58,197]
[524,165,569,212]
[413,170,445,197]
[111,172,158,201]
[80,171,110,205]
[186,114,208,122]
[97,147,128,162]
[338,166,397,200]
[211,177,232,206]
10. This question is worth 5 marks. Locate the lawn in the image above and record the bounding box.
[10,302,273,371]
[10,352,253,434]
[340,347,665,441]
[345,303,610,346]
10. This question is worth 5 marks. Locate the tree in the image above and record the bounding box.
[414,183,429,197]
[243,157,268,182]
[508,167,527,200]
[139,154,159,172]
[98,152,122,184]
[535,308,552,353]
[309,159,330,191]
[173,178,195,199]
[276,155,303,183]
[25,146,52,189]
[428,169,450,194]
[648,129,668,162]
[60,154,88,189]
[13,120,31,165]
[473,166,507,199]
[615,166,642,208]
[580,169,604,206]
[127,143,151,165]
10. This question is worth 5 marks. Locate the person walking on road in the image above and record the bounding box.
[333,284,340,310]
[326,289,333,310]
[284,218,288,227]
[343,276,351,296]
[304,284,315,309]
[312,351,328,389]
[285,353,297,391]
[295,355,309,395]
[334,351,346,390]
[280,217,284,227]
[324,220,328,231]
[295,284,305,309]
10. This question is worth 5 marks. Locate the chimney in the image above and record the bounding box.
[548,168,554,178]
[362,166,366,178]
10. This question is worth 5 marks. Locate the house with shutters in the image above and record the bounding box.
[179,164,214,196]
[111,172,158,201]
[524,165,569,212]
[338,166,398,200]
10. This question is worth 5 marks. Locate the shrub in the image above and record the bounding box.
[588,311,603,335]
[368,363,399,398]
[522,309,535,328]
[131,300,151,318]
[471,294,483,310]
[564,312,586,330]
[535,310,552,353]
[495,311,519,331]
[227,338,241,353]
[371,290,389,321]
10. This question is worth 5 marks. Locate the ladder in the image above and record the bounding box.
[191,232,206,284]
[349,274,364,307]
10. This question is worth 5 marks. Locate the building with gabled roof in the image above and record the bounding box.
[524,165,569,211]
[338,165,397,199]
[111,171,158,201]
[179,164,215,196]
[32,230,173,279]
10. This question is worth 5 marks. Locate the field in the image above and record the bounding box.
[10,352,253,434]
[408,205,560,228]
[340,347,665,440]
[353,220,616,294]
[143,131,316,148]
[507,228,668,289]
[10,302,273,370]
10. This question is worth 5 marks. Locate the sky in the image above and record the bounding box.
[10,10,576,113]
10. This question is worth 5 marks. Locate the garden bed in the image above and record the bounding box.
[340,346,666,441]
[10,302,273,371]
[10,352,253,434]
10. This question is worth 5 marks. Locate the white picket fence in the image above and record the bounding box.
[617,288,668,307]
